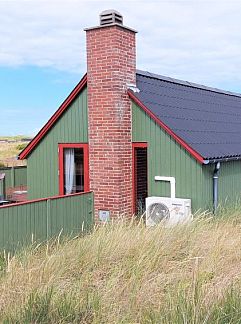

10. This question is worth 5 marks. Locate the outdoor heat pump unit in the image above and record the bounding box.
[146,176,192,226]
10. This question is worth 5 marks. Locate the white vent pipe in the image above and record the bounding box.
[154,176,176,199]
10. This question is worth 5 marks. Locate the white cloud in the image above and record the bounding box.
[0,0,241,90]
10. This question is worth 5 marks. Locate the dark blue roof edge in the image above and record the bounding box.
[204,156,241,164]
[136,69,241,99]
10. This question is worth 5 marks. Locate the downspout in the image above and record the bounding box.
[213,162,221,213]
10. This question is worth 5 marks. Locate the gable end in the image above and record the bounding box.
[19,74,87,160]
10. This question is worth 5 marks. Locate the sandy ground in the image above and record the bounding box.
[0,139,29,167]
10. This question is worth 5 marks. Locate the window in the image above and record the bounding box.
[59,144,89,195]
[132,143,148,214]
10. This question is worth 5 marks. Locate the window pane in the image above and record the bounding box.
[74,148,84,193]
[63,148,84,194]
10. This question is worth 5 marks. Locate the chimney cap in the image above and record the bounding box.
[100,9,123,26]
[84,10,137,33]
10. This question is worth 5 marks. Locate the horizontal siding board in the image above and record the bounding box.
[27,87,88,200]
[0,192,93,252]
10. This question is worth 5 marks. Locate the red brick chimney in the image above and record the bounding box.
[85,10,137,220]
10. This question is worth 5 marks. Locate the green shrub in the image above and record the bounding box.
[16,143,27,151]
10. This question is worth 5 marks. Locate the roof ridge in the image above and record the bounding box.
[136,69,241,98]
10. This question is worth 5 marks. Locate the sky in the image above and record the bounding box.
[1,0,241,135]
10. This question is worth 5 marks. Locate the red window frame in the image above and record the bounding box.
[58,143,89,195]
[132,142,148,214]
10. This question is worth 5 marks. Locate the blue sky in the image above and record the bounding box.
[0,66,80,135]
[1,0,241,135]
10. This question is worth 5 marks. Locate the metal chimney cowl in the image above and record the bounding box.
[99,9,123,26]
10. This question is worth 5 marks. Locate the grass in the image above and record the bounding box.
[1,211,241,323]
[0,135,30,166]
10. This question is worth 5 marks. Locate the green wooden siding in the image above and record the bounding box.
[132,101,241,211]
[0,192,93,252]
[0,180,4,199]
[219,161,241,203]
[132,102,206,211]
[202,161,241,208]
[27,87,88,199]
[0,166,27,189]
[0,166,27,199]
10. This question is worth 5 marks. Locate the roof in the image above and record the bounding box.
[19,70,241,163]
[135,70,241,161]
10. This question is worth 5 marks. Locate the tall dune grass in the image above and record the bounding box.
[1,210,241,323]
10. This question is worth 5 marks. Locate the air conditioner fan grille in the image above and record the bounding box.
[148,203,170,223]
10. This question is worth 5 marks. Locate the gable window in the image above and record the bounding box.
[59,144,89,195]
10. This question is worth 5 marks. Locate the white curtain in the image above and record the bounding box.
[64,149,75,194]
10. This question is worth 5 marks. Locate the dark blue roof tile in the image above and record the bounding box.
[136,70,241,160]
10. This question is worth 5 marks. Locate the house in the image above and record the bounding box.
[19,10,241,219]
[0,166,27,202]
